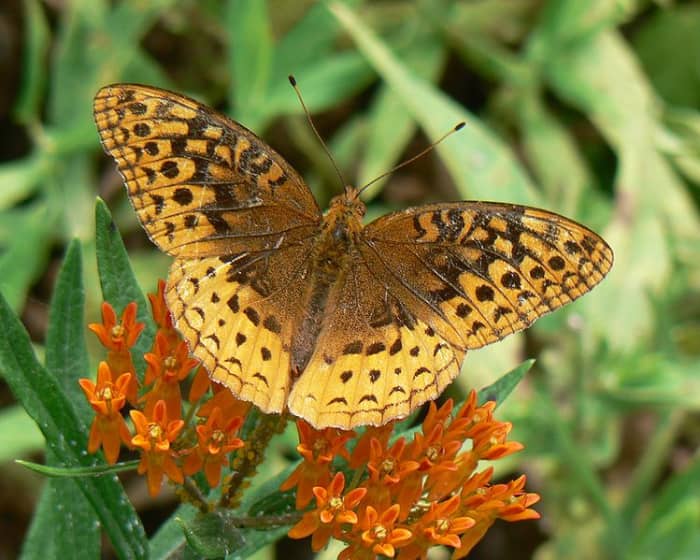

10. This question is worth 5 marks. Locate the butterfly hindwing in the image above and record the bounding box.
[94,84,321,257]
[167,237,314,413]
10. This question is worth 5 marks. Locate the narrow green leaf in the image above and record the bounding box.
[45,240,91,421]
[330,1,539,205]
[17,458,139,477]
[273,0,362,71]
[181,513,245,558]
[477,359,534,407]
[228,0,273,127]
[627,456,700,559]
[0,204,54,312]
[264,51,375,123]
[14,0,51,123]
[0,290,148,559]
[32,239,101,559]
[94,198,155,379]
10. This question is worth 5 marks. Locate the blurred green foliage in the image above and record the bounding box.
[1,0,699,559]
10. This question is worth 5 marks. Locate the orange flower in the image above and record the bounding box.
[88,301,143,402]
[455,474,540,558]
[143,332,199,419]
[339,504,412,560]
[79,362,133,464]
[188,365,211,403]
[288,472,367,551]
[148,279,172,329]
[365,436,420,515]
[130,400,184,496]
[280,420,354,508]
[398,494,475,559]
[183,407,244,487]
[349,423,394,468]
[197,383,251,419]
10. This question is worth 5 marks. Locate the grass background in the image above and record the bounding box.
[0,0,699,558]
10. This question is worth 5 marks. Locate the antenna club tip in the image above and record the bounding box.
[454,122,466,131]
[288,75,297,86]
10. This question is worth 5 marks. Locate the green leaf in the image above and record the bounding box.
[628,457,700,559]
[14,0,51,123]
[17,459,139,477]
[265,50,375,121]
[330,1,539,205]
[0,154,48,210]
[0,204,54,312]
[477,359,534,406]
[632,5,700,108]
[181,512,245,559]
[356,25,447,198]
[45,240,91,422]
[179,510,289,560]
[0,290,148,559]
[25,239,101,560]
[228,0,273,128]
[94,198,155,379]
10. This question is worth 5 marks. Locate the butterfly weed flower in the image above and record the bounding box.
[280,420,356,509]
[288,471,367,552]
[130,399,185,497]
[339,504,413,560]
[183,406,244,488]
[88,301,144,403]
[78,361,133,464]
[143,332,200,419]
[286,391,540,558]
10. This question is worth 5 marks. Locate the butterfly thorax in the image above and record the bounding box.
[289,187,366,376]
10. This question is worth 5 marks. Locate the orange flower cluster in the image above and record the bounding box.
[80,282,540,557]
[80,281,246,496]
[284,394,540,559]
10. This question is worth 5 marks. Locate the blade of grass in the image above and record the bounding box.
[14,0,50,123]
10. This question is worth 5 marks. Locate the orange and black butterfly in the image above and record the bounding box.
[94,84,613,429]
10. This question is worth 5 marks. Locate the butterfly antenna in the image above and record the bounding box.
[288,75,347,188]
[356,122,466,198]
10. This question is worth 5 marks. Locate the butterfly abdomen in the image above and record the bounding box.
[290,197,365,375]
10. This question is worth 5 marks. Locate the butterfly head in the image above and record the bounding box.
[323,186,366,242]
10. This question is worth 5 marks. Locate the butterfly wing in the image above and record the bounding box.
[167,241,313,414]
[361,202,613,350]
[94,84,322,257]
[95,83,323,414]
[288,201,613,429]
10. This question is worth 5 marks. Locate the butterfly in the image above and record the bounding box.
[94,83,613,429]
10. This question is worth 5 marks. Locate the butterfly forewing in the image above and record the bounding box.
[93,84,321,257]
[361,202,614,349]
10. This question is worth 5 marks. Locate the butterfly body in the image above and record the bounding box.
[290,188,365,375]
[94,84,613,429]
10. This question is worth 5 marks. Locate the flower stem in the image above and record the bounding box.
[221,410,289,508]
